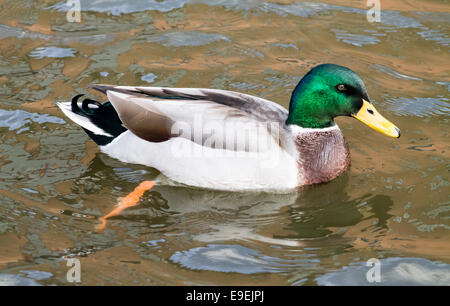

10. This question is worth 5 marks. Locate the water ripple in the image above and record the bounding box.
[147,31,230,47]
[0,109,66,132]
[384,96,450,117]
[48,0,424,30]
[170,244,317,274]
[316,257,450,286]
[49,0,187,15]
[417,30,450,47]
[0,24,51,40]
[372,64,422,81]
[29,47,77,59]
[0,270,53,286]
[332,29,380,47]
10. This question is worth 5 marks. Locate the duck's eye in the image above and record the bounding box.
[336,84,346,92]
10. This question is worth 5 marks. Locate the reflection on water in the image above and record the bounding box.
[29,47,77,59]
[331,29,381,47]
[147,31,231,47]
[0,0,449,285]
[384,96,450,117]
[316,257,450,286]
[0,108,65,132]
[0,270,53,286]
[170,244,319,274]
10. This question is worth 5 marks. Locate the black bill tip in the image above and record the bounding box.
[395,127,401,138]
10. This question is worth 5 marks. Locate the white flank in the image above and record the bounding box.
[101,131,299,192]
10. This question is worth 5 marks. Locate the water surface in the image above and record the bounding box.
[0,0,449,285]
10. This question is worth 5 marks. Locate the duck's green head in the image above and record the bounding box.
[286,64,400,137]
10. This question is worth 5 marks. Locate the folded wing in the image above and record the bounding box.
[92,85,290,152]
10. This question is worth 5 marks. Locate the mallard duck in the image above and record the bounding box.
[57,64,400,192]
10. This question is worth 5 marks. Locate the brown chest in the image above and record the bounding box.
[295,129,350,185]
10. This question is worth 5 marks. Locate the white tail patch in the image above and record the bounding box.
[56,102,113,137]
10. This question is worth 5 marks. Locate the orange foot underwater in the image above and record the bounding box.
[97,181,155,230]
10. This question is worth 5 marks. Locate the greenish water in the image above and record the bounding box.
[0,0,449,285]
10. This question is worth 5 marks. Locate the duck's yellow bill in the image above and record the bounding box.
[352,99,400,138]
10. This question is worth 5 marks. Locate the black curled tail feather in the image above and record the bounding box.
[71,95,127,146]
